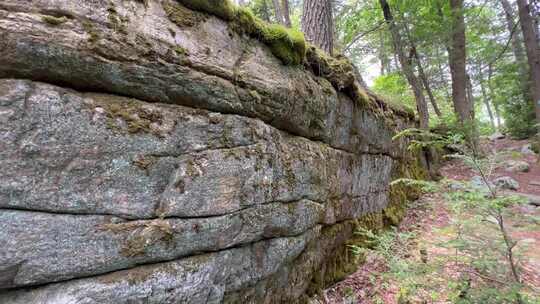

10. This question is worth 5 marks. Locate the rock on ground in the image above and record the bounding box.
[489,132,505,141]
[493,176,520,191]
[504,160,530,173]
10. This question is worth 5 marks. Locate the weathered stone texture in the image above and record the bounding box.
[0,0,423,303]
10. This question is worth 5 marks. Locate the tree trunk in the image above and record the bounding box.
[449,0,477,149]
[404,24,443,117]
[479,71,497,130]
[260,0,271,22]
[435,47,452,103]
[466,74,475,114]
[352,64,368,88]
[272,0,285,25]
[517,0,540,126]
[500,0,527,64]
[488,64,503,128]
[500,0,529,101]
[379,0,430,129]
[379,32,389,75]
[415,51,442,117]
[449,1,473,122]
[302,0,334,54]
[281,0,292,27]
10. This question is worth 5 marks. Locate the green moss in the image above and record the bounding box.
[90,95,165,137]
[132,155,157,175]
[164,1,207,27]
[177,0,235,21]
[261,24,306,65]
[41,15,68,25]
[305,46,354,90]
[82,20,100,44]
[306,215,384,296]
[171,2,305,65]
[174,46,189,56]
[231,6,306,65]
[107,4,128,35]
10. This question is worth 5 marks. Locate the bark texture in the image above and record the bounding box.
[302,0,334,54]
[500,0,530,101]
[272,0,285,25]
[281,0,292,27]
[411,45,442,117]
[449,0,473,125]
[517,0,540,125]
[379,0,430,129]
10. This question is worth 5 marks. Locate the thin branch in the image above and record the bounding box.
[343,21,386,53]
[480,19,522,71]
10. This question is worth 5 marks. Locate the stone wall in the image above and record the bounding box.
[0,1,424,303]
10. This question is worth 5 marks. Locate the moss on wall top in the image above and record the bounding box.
[173,0,416,121]
[177,0,306,65]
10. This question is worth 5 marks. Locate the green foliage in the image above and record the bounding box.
[372,72,415,112]
[334,0,537,140]
[392,127,464,152]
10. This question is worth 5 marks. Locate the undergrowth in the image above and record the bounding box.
[348,129,539,303]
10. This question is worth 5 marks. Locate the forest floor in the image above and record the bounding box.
[318,138,540,304]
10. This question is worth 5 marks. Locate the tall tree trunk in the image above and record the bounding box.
[379,32,389,75]
[404,23,443,117]
[260,0,271,22]
[449,0,477,149]
[302,0,334,54]
[272,0,285,25]
[436,47,452,103]
[517,0,540,126]
[466,74,475,114]
[379,0,430,129]
[352,64,368,88]
[500,0,527,64]
[449,1,473,124]
[500,0,529,101]
[281,0,292,27]
[488,64,503,128]
[479,70,497,130]
[414,50,442,117]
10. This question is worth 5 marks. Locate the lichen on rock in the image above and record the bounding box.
[0,0,428,302]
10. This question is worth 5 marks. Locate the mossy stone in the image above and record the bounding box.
[176,0,235,21]
[164,1,207,27]
[41,15,68,25]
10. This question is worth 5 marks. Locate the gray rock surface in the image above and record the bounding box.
[504,160,530,173]
[0,1,425,302]
[470,175,494,191]
[493,176,520,191]
[488,132,505,141]
[521,144,536,155]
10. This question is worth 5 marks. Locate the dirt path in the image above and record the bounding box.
[317,138,540,303]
